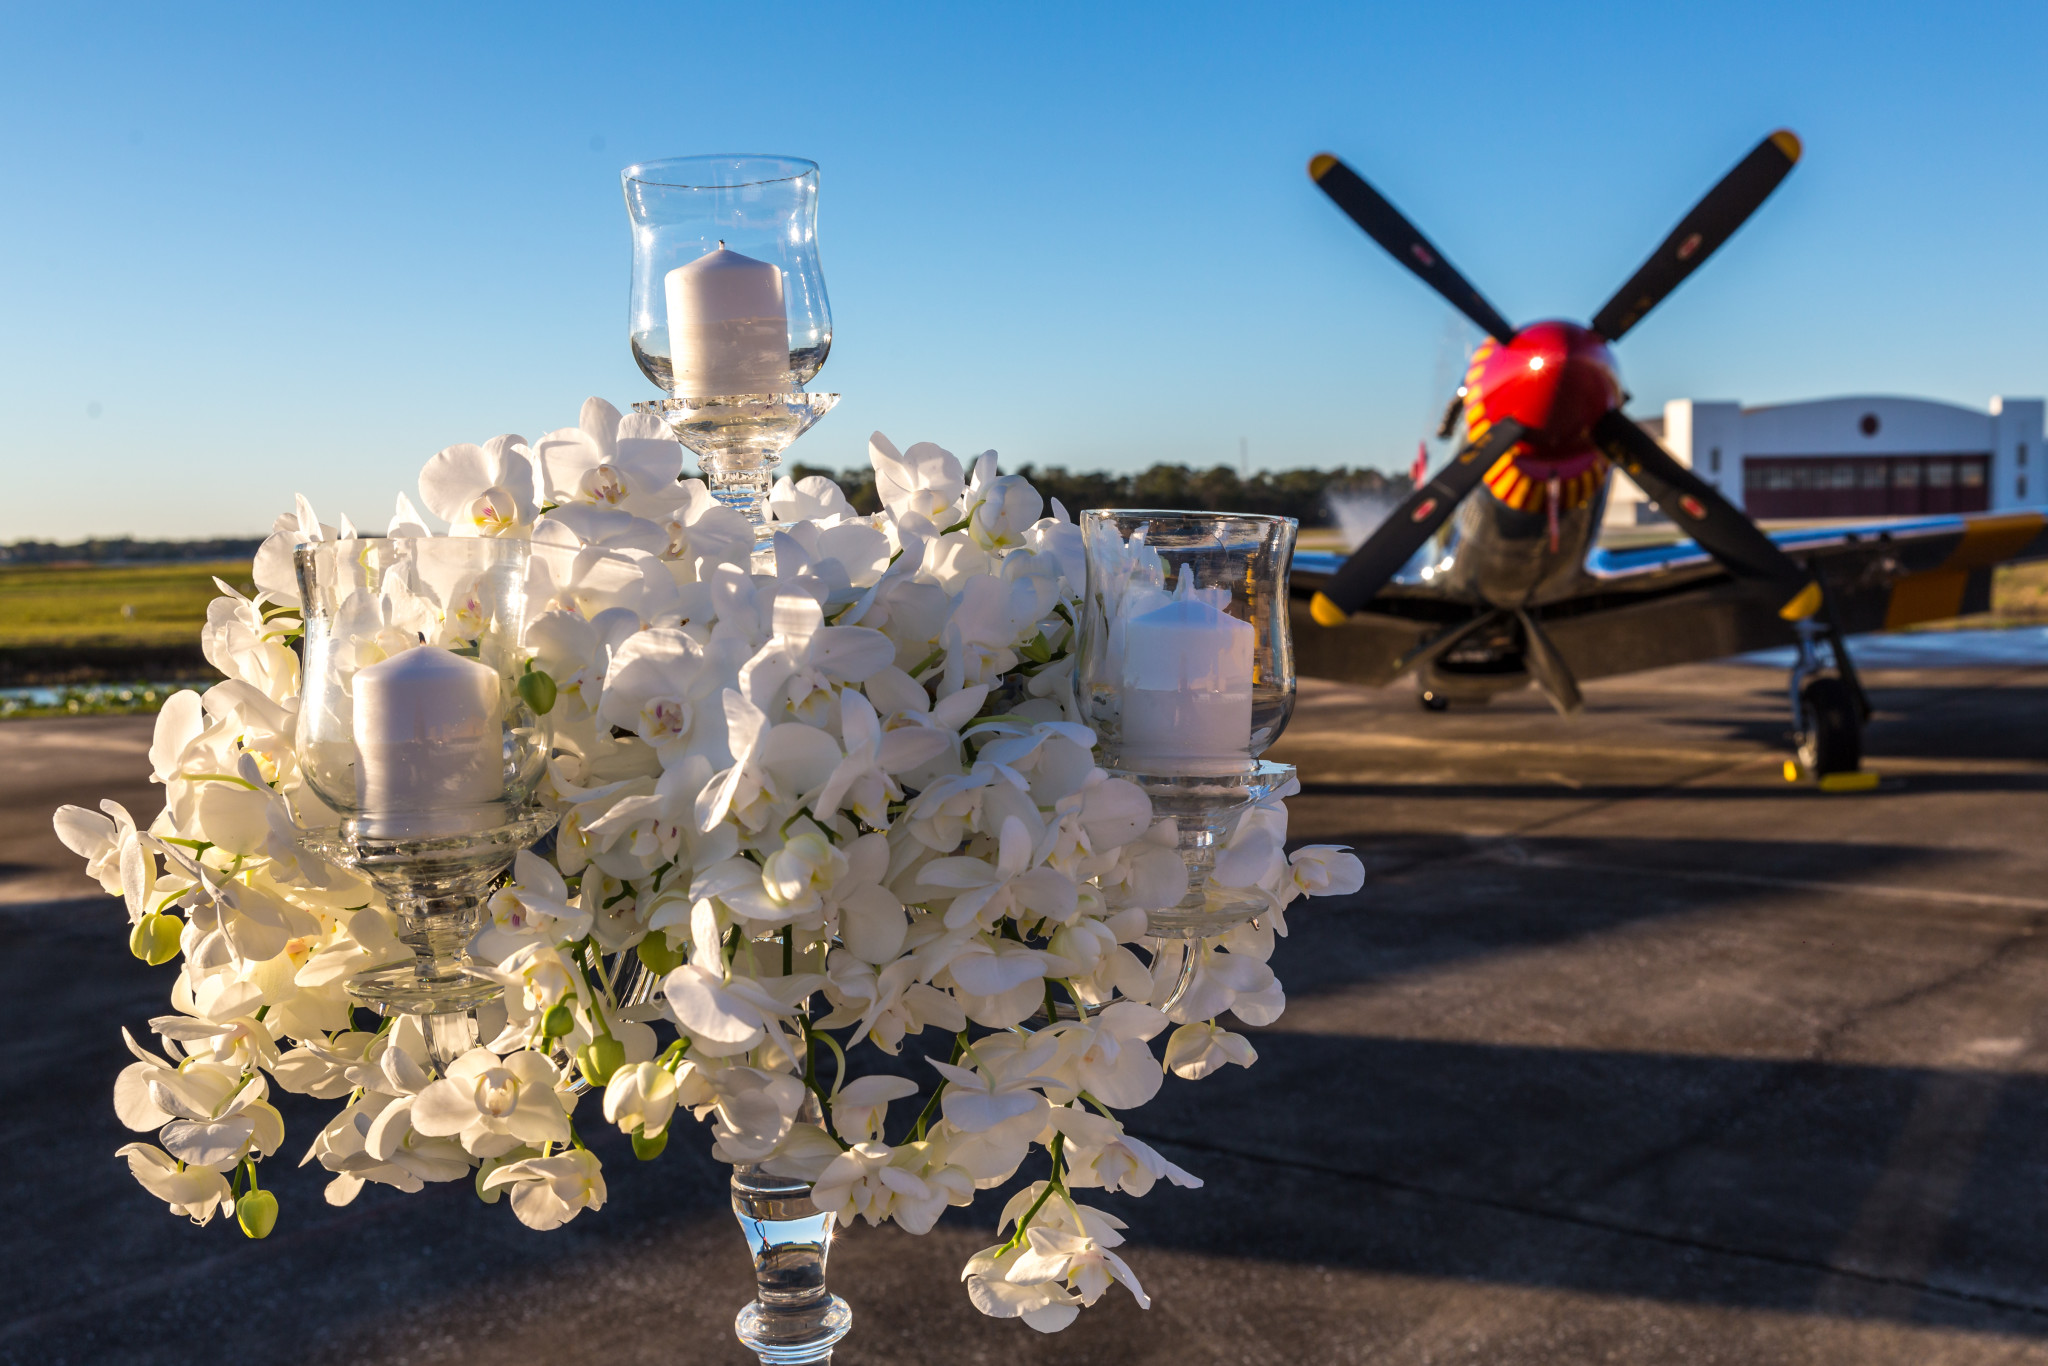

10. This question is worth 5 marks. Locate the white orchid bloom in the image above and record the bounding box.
[1043,1001,1169,1109]
[688,1064,809,1162]
[942,575,1045,691]
[817,952,967,1055]
[532,397,684,517]
[739,593,895,719]
[967,473,1042,552]
[937,934,1058,1029]
[1162,1020,1259,1079]
[963,1244,1081,1333]
[812,689,949,828]
[1053,1107,1201,1197]
[480,1149,608,1231]
[1153,938,1286,1026]
[829,1074,918,1144]
[598,627,714,759]
[870,432,965,523]
[115,1143,233,1225]
[474,850,593,963]
[603,1061,679,1138]
[53,798,142,899]
[696,689,843,833]
[770,473,856,523]
[1008,1224,1150,1311]
[410,1047,571,1157]
[929,1030,1060,1134]
[419,433,535,536]
[1289,844,1366,897]
[921,817,1077,933]
[661,957,821,1064]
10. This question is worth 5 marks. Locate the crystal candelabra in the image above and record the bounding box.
[1078,510,1300,954]
[293,537,554,1065]
[622,155,839,545]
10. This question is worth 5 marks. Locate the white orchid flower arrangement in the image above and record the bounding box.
[55,397,1363,1334]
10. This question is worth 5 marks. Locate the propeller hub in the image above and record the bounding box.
[1466,321,1622,471]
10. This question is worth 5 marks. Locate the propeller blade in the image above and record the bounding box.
[1593,410,1820,620]
[1515,610,1583,716]
[1309,154,1517,344]
[1386,609,1507,686]
[1310,419,1527,624]
[1589,130,1802,342]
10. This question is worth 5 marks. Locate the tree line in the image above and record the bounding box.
[791,463,1399,527]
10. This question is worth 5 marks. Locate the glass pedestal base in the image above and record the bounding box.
[731,1164,852,1364]
[1106,759,1297,940]
[300,811,556,1023]
[634,392,841,548]
[347,962,504,1014]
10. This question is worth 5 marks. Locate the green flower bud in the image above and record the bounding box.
[577,1036,626,1088]
[517,668,558,716]
[636,933,687,977]
[235,1189,278,1239]
[129,912,183,966]
[632,1125,669,1161]
[542,1002,575,1038]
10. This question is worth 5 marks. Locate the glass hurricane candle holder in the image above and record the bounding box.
[623,155,838,540]
[294,537,554,1022]
[1079,510,1298,939]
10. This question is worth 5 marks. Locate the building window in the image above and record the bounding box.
[2023,475,2030,499]
[1860,413,1881,436]
[2022,443,2030,468]
[1958,460,1986,488]
[1709,446,1721,473]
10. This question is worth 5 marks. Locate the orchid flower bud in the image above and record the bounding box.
[128,912,182,966]
[235,1189,278,1239]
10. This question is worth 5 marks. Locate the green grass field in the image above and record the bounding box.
[0,560,257,649]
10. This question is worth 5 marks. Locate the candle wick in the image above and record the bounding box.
[717,239,725,249]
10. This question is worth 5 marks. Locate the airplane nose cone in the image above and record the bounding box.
[1473,321,1622,449]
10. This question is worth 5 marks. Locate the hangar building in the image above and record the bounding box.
[1605,394,2045,525]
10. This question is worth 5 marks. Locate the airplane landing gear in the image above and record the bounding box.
[1795,674,1860,776]
[1788,613,1868,779]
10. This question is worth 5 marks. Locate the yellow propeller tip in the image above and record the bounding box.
[1308,153,1339,182]
[1309,592,1349,627]
[1778,580,1823,621]
[1769,129,1802,163]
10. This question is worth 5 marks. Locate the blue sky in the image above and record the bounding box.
[3,1,2044,540]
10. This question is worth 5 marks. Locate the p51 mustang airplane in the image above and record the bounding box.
[1290,130,2048,778]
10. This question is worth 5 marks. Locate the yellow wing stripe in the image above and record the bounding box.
[1883,511,2048,629]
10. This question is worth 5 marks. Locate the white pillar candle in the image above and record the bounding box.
[352,645,505,835]
[663,244,789,396]
[1118,597,1254,764]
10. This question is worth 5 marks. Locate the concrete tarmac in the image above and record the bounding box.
[6,652,2048,1365]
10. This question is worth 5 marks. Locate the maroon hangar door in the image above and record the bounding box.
[1744,454,1991,519]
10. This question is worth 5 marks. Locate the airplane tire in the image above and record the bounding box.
[1418,690,1451,712]
[1795,676,1861,776]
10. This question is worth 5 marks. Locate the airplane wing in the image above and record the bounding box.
[1290,509,2048,687]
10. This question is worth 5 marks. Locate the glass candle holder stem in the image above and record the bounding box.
[730,1092,851,1364]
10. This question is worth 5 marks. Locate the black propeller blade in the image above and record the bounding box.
[1590,131,1802,342]
[1309,154,1517,345]
[1592,410,1820,620]
[1515,610,1583,716]
[1310,418,1527,625]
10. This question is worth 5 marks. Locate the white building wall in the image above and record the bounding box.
[1990,396,2045,510]
[1601,393,2046,525]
